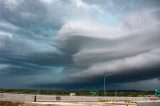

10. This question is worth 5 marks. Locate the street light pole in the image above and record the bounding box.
[104,74,112,96]
[104,76,105,96]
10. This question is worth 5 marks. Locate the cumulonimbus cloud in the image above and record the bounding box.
[0,0,160,90]
[53,7,160,88]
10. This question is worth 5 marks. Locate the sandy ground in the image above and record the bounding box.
[29,101,137,106]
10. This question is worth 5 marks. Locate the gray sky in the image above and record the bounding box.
[0,0,160,90]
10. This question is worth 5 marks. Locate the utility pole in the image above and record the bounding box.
[104,74,112,96]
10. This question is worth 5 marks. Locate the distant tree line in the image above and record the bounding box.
[0,88,155,97]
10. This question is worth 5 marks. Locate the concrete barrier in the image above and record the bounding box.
[36,95,56,102]
[0,93,35,102]
[35,95,151,102]
[1,93,160,106]
[137,101,160,106]
[0,93,151,102]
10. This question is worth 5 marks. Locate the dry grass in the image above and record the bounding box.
[0,100,23,106]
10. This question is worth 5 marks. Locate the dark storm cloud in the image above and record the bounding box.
[50,4,160,89]
[0,0,160,90]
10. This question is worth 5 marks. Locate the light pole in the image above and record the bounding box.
[104,74,112,96]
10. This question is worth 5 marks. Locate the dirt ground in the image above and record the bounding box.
[0,100,22,106]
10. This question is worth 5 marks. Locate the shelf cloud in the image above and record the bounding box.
[0,0,160,90]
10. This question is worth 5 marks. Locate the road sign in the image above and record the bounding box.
[155,89,160,96]
[90,89,98,96]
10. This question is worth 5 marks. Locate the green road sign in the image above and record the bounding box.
[155,89,160,96]
[90,89,98,96]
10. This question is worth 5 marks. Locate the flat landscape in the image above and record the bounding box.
[0,0,160,105]
[0,91,160,106]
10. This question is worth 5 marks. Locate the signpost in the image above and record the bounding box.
[90,89,98,96]
[155,89,160,97]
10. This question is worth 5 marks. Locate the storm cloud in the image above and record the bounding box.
[0,0,160,90]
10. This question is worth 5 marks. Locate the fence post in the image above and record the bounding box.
[34,95,36,102]
[0,93,2,99]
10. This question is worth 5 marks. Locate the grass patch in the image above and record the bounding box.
[0,101,22,106]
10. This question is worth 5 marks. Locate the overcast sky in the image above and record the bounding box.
[0,0,160,90]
